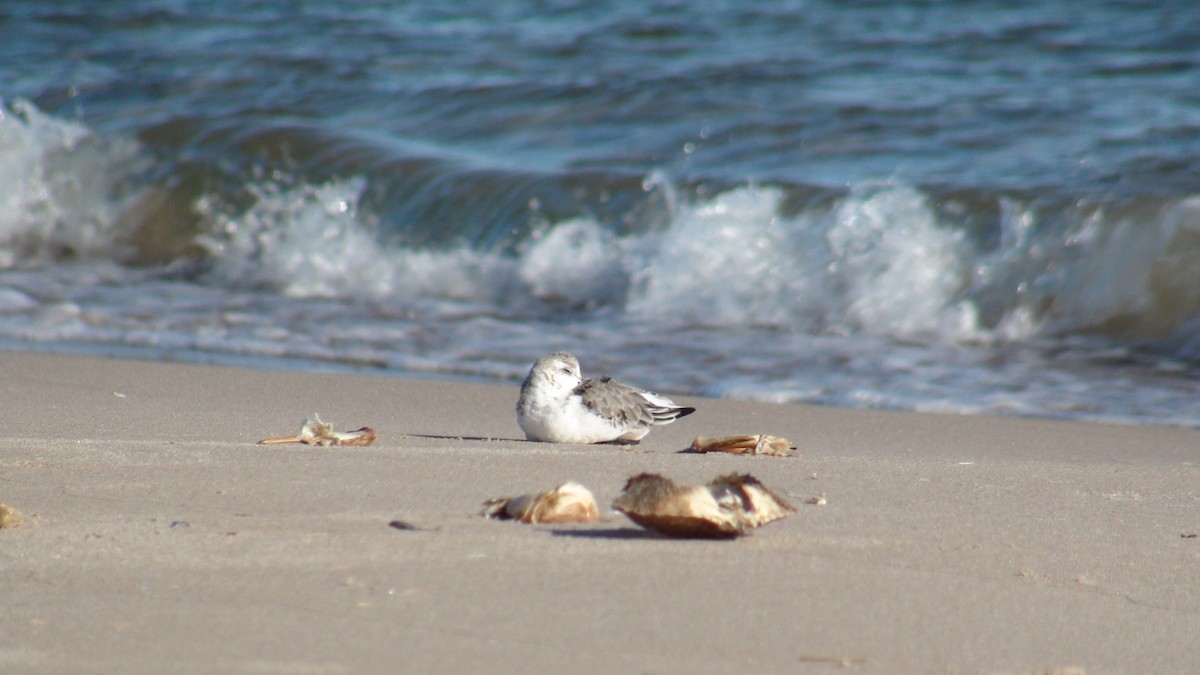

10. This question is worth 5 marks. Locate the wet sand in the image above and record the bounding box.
[2,352,1197,673]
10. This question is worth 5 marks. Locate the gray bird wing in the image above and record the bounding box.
[576,376,657,427]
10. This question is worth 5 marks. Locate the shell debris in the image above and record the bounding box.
[612,472,795,538]
[0,503,25,529]
[259,414,377,447]
[686,434,796,457]
[482,481,599,525]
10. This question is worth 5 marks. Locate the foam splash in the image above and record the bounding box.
[197,175,1200,349]
[194,178,987,344]
[0,99,144,266]
[195,180,633,312]
[627,186,829,329]
[518,218,628,309]
[623,183,1200,347]
[1038,197,1200,339]
[827,182,979,338]
[196,179,520,303]
[626,182,982,340]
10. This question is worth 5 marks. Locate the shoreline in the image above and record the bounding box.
[6,341,1198,433]
[2,351,1197,673]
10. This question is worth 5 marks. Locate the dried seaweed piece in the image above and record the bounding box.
[0,503,25,529]
[612,472,795,538]
[686,434,795,457]
[481,481,599,525]
[258,414,377,447]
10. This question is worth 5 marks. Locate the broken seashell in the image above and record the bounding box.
[0,503,25,529]
[482,481,599,525]
[258,414,377,447]
[686,434,795,457]
[612,472,795,538]
[707,473,796,528]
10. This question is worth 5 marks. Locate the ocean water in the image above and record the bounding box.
[4,1,1200,427]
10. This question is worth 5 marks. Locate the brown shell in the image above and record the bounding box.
[619,512,742,539]
[687,434,795,457]
[482,482,599,525]
[613,472,794,538]
[0,503,25,529]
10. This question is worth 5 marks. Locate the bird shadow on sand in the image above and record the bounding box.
[407,433,530,443]
[407,434,652,450]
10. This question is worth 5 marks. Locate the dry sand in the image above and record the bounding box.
[1,351,1198,674]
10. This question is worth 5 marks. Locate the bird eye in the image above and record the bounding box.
[560,367,573,375]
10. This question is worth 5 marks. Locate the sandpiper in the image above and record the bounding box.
[516,352,695,444]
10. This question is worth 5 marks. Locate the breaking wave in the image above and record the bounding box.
[7,98,1200,358]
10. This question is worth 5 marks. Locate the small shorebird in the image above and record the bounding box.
[516,352,696,444]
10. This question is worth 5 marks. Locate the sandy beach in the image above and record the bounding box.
[1,351,1197,674]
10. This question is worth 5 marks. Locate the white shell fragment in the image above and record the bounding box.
[612,472,795,538]
[258,414,377,447]
[481,481,600,525]
[686,434,795,457]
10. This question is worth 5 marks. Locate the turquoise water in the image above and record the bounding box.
[4,1,1200,426]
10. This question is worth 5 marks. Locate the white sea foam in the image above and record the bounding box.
[0,99,144,266]
[188,174,1200,352]
[518,218,628,308]
[626,182,982,341]
[826,182,980,339]
[196,179,520,304]
[1046,196,1200,339]
[193,176,1000,346]
[627,185,831,330]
